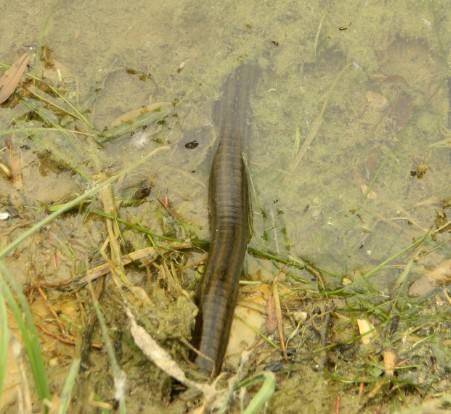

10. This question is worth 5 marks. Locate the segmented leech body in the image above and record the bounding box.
[195,62,259,376]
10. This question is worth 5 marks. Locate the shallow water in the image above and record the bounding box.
[1,1,450,412]
[2,1,448,271]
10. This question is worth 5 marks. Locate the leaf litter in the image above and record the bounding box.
[0,53,30,104]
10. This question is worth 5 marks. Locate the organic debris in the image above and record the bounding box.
[0,53,29,104]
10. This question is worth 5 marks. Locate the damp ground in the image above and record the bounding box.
[0,1,450,413]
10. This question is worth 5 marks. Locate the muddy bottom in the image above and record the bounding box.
[1,0,450,413]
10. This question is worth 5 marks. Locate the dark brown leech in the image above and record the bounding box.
[195,62,259,376]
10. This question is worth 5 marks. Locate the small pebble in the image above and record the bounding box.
[0,211,10,220]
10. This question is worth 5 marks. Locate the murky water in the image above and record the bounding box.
[1,1,449,412]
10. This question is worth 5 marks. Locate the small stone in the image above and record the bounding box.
[0,211,10,220]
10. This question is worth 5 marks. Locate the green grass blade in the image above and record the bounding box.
[0,127,96,138]
[44,83,94,130]
[57,358,81,414]
[0,261,50,401]
[98,104,171,143]
[0,289,8,395]
[361,231,430,280]
[26,87,85,125]
[240,372,276,414]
